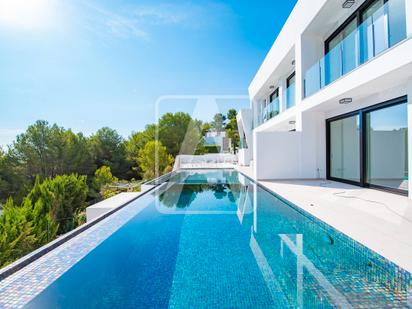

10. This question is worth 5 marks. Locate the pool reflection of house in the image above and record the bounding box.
[235,180,411,307]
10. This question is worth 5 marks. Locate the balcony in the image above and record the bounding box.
[304,0,407,98]
[256,97,280,128]
[285,83,296,109]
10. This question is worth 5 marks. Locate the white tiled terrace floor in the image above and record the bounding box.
[236,165,412,273]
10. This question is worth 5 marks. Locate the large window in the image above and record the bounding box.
[360,0,388,62]
[326,18,358,83]
[327,96,408,194]
[366,102,408,191]
[329,115,360,183]
[286,72,296,109]
[267,88,279,119]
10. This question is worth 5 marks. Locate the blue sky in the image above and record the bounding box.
[0,0,297,147]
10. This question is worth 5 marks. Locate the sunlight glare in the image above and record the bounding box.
[0,0,56,31]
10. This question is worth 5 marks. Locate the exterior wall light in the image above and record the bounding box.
[339,98,353,104]
[291,60,295,66]
[269,85,275,90]
[342,0,355,8]
[289,120,296,132]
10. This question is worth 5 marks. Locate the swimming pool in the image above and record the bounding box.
[2,170,412,308]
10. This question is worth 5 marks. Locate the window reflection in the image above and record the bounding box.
[366,102,408,191]
[329,115,360,182]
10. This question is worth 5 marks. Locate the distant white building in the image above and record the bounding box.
[237,0,412,197]
[204,130,231,153]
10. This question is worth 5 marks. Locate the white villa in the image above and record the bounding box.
[237,0,412,197]
[204,130,231,153]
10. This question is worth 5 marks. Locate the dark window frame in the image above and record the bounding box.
[324,0,389,54]
[287,72,296,88]
[269,88,279,103]
[326,95,408,195]
[326,110,361,186]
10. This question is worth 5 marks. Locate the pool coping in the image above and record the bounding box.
[0,184,159,282]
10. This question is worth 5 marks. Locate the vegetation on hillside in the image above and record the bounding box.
[0,110,239,268]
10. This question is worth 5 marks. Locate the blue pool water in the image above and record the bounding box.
[26,170,411,308]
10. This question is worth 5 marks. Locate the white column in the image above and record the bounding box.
[253,130,259,180]
[295,36,304,104]
[406,0,412,37]
[252,99,259,128]
[298,111,325,179]
[298,34,324,102]
[253,183,258,233]
[407,79,412,198]
[279,78,288,113]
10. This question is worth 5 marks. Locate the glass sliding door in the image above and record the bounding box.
[327,97,408,194]
[329,115,360,183]
[365,102,408,191]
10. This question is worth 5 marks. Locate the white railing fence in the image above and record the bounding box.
[173,154,238,170]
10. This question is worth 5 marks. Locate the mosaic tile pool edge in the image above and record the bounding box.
[0,189,157,308]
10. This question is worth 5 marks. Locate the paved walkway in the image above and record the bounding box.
[236,165,412,273]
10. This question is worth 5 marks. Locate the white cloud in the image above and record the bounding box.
[105,15,148,39]
[129,2,232,29]
[76,1,232,40]
[77,3,148,40]
[130,4,191,26]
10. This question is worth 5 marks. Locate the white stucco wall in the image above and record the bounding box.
[237,108,254,165]
[248,0,412,195]
[253,130,301,180]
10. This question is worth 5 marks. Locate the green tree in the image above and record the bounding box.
[225,109,239,153]
[24,177,59,242]
[9,120,94,181]
[0,173,89,267]
[89,127,130,179]
[126,124,157,177]
[92,166,119,200]
[61,131,95,176]
[93,166,117,190]
[227,109,237,121]
[0,198,37,268]
[201,122,212,136]
[42,174,89,234]
[211,113,226,133]
[179,119,204,155]
[138,141,173,180]
[158,112,203,156]
[10,120,63,179]
[0,150,29,203]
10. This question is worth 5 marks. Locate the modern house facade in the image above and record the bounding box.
[237,0,412,197]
